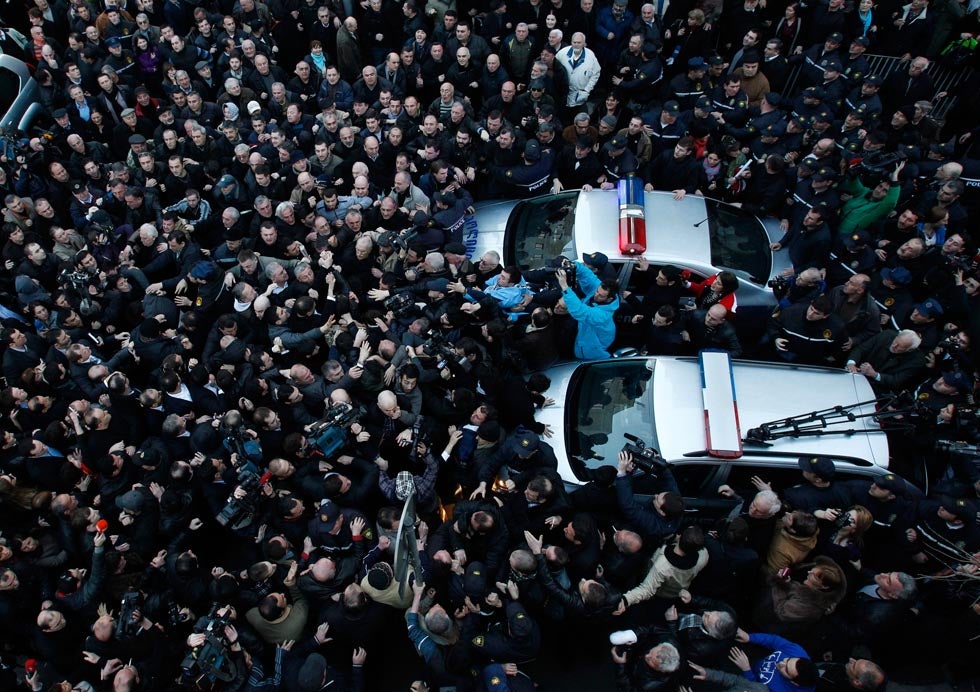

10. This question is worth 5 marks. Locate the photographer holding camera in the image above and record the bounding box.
[556,255,620,360]
[615,448,685,546]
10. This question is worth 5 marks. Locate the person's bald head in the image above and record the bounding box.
[706,304,728,325]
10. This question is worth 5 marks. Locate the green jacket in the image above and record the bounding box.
[837,177,900,236]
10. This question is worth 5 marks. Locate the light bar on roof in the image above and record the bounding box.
[699,349,743,459]
[617,174,646,255]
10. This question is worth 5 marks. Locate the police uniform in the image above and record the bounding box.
[835,120,866,154]
[767,302,848,364]
[725,108,785,144]
[645,104,688,156]
[489,146,556,196]
[472,601,541,662]
[841,53,871,87]
[710,87,749,127]
[844,86,883,124]
[616,57,665,109]
[668,73,707,112]
[784,456,846,512]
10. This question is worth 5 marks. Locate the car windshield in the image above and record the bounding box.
[565,359,657,478]
[705,198,772,285]
[504,191,579,270]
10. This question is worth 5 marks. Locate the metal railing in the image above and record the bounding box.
[782,53,974,119]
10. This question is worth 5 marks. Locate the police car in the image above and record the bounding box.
[468,185,791,334]
[539,350,910,516]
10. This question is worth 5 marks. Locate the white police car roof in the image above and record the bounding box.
[538,355,890,486]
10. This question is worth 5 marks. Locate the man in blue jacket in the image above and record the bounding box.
[730,631,818,692]
[557,256,619,360]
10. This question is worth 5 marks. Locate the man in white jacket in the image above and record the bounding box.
[556,32,601,117]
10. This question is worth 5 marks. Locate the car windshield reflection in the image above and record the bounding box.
[504,191,579,270]
[565,359,657,478]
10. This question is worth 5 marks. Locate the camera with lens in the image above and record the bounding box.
[831,510,853,533]
[58,267,95,298]
[621,433,666,476]
[179,605,238,685]
[421,330,458,368]
[215,462,268,529]
[308,402,363,458]
[384,291,418,319]
[390,228,419,252]
[116,591,145,640]
[557,256,577,290]
[853,149,906,188]
[947,254,977,274]
[767,275,790,300]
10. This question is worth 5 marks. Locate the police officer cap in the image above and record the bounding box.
[444,242,467,256]
[915,298,943,318]
[463,561,487,600]
[316,500,341,525]
[687,56,707,71]
[827,31,845,44]
[873,473,905,496]
[930,142,954,158]
[583,251,609,268]
[881,266,912,285]
[707,55,725,66]
[695,95,713,109]
[513,429,540,457]
[524,139,542,162]
[811,168,836,182]
[941,496,976,522]
[853,36,870,47]
[798,455,835,481]
[803,86,824,99]
[606,134,627,150]
[790,114,810,128]
[843,230,872,249]
[763,121,786,137]
[942,370,972,393]
[820,58,843,72]
[105,36,122,47]
[662,100,681,114]
[864,74,884,87]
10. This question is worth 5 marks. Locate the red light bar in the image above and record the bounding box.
[617,175,646,255]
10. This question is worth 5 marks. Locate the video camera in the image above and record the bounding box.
[179,605,238,686]
[308,402,363,458]
[621,433,666,476]
[115,591,144,640]
[849,149,906,188]
[421,331,459,369]
[384,292,417,319]
[767,275,790,300]
[215,455,270,529]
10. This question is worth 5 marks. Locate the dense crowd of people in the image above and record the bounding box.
[1,0,980,689]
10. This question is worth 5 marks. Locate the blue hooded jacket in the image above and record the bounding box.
[563,261,619,360]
